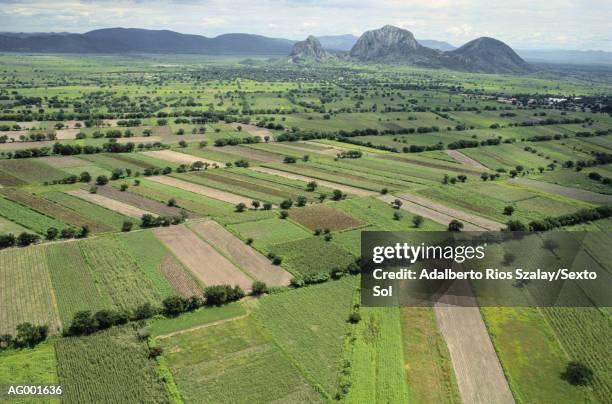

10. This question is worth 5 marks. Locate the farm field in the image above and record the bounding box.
[0,48,609,404]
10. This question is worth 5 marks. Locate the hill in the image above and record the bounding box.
[0,28,295,55]
[442,37,535,74]
[289,36,332,63]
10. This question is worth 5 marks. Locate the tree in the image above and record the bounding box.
[68,311,97,336]
[122,221,133,232]
[167,198,177,207]
[263,202,272,210]
[133,303,157,320]
[303,154,310,162]
[279,210,289,219]
[393,211,402,220]
[506,220,527,231]
[324,233,333,242]
[480,172,489,181]
[296,196,307,207]
[503,205,515,216]
[332,189,343,201]
[79,171,91,182]
[17,232,39,247]
[162,296,187,317]
[348,312,361,324]
[251,281,268,296]
[251,200,261,209]
[562,361,593,386]
[318,193,327,203]
[204,285,245,306]
[77,226,89,238]
[448,220,464,232]
[235,202,247,212]
[93,310,118,330]
[380,188,389,194]
[96,175,108,186]
[111,168,123,180]
[392,199,403,209]
[13,323,48,348]
[457,174,467,183]
[280,199,293,209]
[306,181,317,192]
[283,156,296,163]
[412,215,424,228]
[46,227,59,240]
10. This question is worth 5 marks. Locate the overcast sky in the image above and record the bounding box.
[1,0,610,50]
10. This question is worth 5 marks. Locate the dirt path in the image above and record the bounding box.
[190,221,293,286]
[250,166,377,197]
[434,279,515,404]
[230,123,273,140]
[147,176,255,206]
[378,194,487,231]
[68,189,155,218]
[141,149,221,166]
[395,193,505,231]
[511,178,612,204]
[445,149,488,170]
[154,225,253,291]
[156,314,249,339]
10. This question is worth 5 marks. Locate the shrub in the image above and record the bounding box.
[251,281,268,296]
[562,361,594,386]
[448,220,464,232]
[204,285,245,306]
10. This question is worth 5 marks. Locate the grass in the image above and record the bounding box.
[147,303,246,337]
[346,307,411,403]
[0,342,60,404]
[115,231,175,298]
[43,191,131,231]
[0,246,60,335]
[55,326,170,403]
[158,315,323,403]
[0,195,67,234]
[0,159,68,184]
[482,307,593,403]
[268,236,356,276]
[253,277,355,398]
[79,236,162,312]
[45,241,113,325]
[228,217,311,251]
[400,307,461,403]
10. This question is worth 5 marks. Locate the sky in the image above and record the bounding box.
[0,0,610,51]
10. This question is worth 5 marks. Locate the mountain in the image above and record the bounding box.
[0,28,295,55]
[442,37,534,74]
[318,34,358,51]
[349,25,440,65]
[417,39,456,51]
[289,36,331,62]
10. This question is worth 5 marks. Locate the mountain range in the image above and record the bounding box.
[0,27,609,68]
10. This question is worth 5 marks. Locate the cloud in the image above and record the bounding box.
[0,0,609,50]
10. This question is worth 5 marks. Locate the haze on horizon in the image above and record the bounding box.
[0,0,610,51]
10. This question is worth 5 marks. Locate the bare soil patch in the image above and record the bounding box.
[511,178,612,204]
[68,189,155,219]
[223,145,283,163]
[445,149,488,170]
[250,166,376,197]
[190,221,292,286]
[141,149,221,166]
[395,193,505,231]
[148,176,254,206]
[55,129,80,140]
[153,225,253,290]
[17,122,39,130]
[116,136,162,144]
[230,123,273,139]
[98,185,194,217]
[434,279,515,404]
[160,253,202,298]
[289,204,365,231]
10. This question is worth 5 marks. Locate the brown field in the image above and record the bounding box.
[278,142,343,156]
[511,178,612,204]
[62,120,85,129]
[0,140,54,151]
[142,149,221,166]
[250,166,377,196]
[17,121,40,129]
[230,123,273,139]
[116,136,162,144]
[445,149,488,169]
[223,145,284,163]
[0,130,27,140]
[289,204,365,231]
[0,188,112,233]
[395,193,505,231]
[148,175,256,206]
[0,169,27,186]
[98,185,191,217]
[160,253,202,298]
[190,221,293,286]
[68,189,155,219]
[153,225,253,291]
[379,154,483,175]
[55,128,80,140]
[434,280,515,404]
